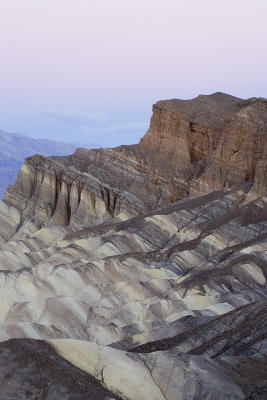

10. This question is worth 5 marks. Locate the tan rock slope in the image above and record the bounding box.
[141,92,267,196]
[0,92,266,399]
[4,93,266,234]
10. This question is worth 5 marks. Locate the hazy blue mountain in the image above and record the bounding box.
[0,129,101,198]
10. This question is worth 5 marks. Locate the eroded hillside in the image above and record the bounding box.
[0,93,266,399]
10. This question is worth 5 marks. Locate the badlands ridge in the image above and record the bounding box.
[0,93,266,399]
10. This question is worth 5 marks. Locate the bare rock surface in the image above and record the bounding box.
[0,339,122,400]
[141,92,267,197]
[0,184,266,398]
[0,93,266,399]
[3,148,178,229]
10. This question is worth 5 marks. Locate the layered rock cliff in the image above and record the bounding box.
[4,93,266,236]
[141,92,267,197]
[0,93,266,399]
[3,147,181,231]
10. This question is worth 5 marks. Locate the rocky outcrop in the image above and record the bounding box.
[3,147,183,229]
[141,92,267,196]
[4,93,266,232]
[0,92,266,399]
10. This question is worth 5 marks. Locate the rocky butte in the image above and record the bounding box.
[0,92,266,399]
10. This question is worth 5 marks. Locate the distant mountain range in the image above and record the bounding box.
[0,129,100,198]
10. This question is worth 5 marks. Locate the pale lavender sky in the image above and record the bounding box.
[0,0,266,146]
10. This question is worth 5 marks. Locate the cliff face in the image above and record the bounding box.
[0,93,266,399]
[3,147,180,229]
[141,92,267,196]
[4,93,266,231]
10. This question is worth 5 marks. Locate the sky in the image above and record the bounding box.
[0,0,266,147]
